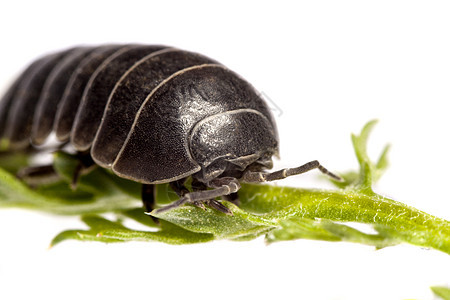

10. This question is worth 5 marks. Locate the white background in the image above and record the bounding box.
[0,1,449,299]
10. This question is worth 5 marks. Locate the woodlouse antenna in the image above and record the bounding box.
[241,160,343,183]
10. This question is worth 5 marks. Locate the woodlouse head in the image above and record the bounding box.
[189,108,279,184]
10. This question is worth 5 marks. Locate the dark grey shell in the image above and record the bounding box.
[2,48,75,149]
[90,48,218,168]
[0,44,279,184]
[52,45,132,142]
[112,64,277,183]
[31,47,98,145]
[0,56,48,139]
[68,44,167,147]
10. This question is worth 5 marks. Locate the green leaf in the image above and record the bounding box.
[237,184,450,253]
[266,218,399,249]
[150,200,277,239]
[431,286,450,300]
[51,209,214,246]
[0,150,30,174]
[331,119,390,191]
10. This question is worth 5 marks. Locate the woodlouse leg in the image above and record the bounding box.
[70,151,96,189]
[241,160,343,183]
[148,178,197,223]
[206,199,233,215]
[141,184,159,224]
[16,165,60,188]
[208,177,242,214]
[222,192,240,206]
[191,178,238,213]
[15,147,93,188]
[190,179,208,210]
[170,178,206,210]
[169,178,189,196]
[151,177,241,215]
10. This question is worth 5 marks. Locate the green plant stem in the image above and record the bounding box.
[239,184,450,253]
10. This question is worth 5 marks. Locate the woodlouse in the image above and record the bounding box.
[0,44,341,215]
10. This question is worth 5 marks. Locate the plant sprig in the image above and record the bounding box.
[432,286,450,300]
[0,120,449,254]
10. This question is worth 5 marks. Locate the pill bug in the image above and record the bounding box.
[0,44,341,216]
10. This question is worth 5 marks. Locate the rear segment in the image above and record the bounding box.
[0,44,169,152]
[2,49,74,149]
[30,47,97,145]
[0,55,49,146]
